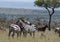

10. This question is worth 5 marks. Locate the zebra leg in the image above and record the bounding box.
[33,31,35,38]
[23,31,27,37]
[23,31,25,37]
[12,30,15,38]
[19,31,22,37]
[22,29,27,37]
[59,31,60,37]
[25,32,27,37]
[30,32,32,36]
[8,29,12,37]
[17,31,19,38]
[59,34,60,37]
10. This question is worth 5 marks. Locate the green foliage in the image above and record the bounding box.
[34,0,60,8]
[34,0,44,6]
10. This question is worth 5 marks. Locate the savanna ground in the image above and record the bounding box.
[0,29,60,42]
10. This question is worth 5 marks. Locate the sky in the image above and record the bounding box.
[0,0,60,10]
[0,0,35,2]
[0,0,40,9]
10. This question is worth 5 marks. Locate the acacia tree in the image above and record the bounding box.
[34,0,60,30]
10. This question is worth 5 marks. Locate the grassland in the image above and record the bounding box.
[0,29,60,42]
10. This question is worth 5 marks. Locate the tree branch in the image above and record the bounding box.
[45,7,55,16]
[45,7,50,15]
[50,8,55,16]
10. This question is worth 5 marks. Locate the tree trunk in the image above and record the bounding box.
[45,7,54,31]
[49,15,52,31]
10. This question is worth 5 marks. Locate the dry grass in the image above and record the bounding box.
[0,29,60,42]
